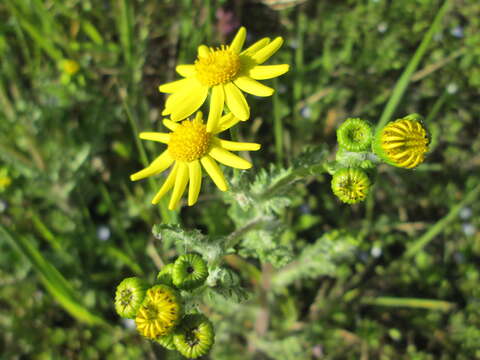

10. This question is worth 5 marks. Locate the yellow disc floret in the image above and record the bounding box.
[168,117,212,162]
[135,285,182,339]
[195,46,241,87]
[331,168,371,204]
[378,118,429,169]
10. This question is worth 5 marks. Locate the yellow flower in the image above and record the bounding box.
[59,59,80,76]
[373,116,429,169]
[130,111,261,209]
[159,26,289,131]
[135,285,182,339]
[0,176,11,190]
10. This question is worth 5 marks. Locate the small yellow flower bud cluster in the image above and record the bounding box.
[330,114,430,204]
[114,254,214,359]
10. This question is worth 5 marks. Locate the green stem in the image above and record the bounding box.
[425,91,448,124]
[361,296,455,311]
[99,185,136,258]
[223,216,271,252]
[122,99,177,224]
[376,0,452,130]
[260,159,327,200]
[273,78,284,164]
[404,183,480,259]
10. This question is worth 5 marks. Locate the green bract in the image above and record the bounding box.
[336,118,373,152]
[173,314,215,359]
[155,333,176,351]
[157,263,174,287]
[114,277,147,319]
[172,254,208,290]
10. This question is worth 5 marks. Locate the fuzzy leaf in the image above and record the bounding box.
[152,224,223,264]
[271,230,360,289]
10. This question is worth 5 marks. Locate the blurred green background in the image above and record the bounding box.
[1,0,480,358]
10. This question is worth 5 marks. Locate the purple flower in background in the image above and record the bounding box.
[216,8,240,39]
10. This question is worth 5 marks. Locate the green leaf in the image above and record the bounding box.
[152,224,223,264]
[204,268,250,303]
[271,230,359,289]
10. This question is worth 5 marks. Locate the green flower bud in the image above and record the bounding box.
[172,254,208,290]
[331,168,371,204]
[337,118,373,152]
[157,263,174,287]
[155,332,176,351]
[173,314,215,359]
[114,277,147,319]
[373,114,429,169]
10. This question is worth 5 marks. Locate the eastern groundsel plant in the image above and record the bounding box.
[120,24,434,358]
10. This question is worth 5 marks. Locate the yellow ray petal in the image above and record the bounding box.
[206,85,225,132]
[168,162,189,210]
[162,78,202,109]
[209,146,252,170]
[224,82,249,121]
[215,112,241,134]
[241,37,270,56]
[233,76,274,97]
[187,160,202,206]
[139,132,170,143]
[218,139,261,151]
[251,37,284,64]
[163,119,179,131]
[176,64,195,78]
[249,64,290,80]
[200,155,228,191]
[229,26,246,53]
[158,78,193,93]
[152,162,178,204]
[198,45,210,58]
[130,151,173,181]
[170,83,209,122]
[162,78,198,115]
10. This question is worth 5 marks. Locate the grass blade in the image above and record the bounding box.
[0,226,108,326]
[404,183,480,259]
[376,0,452,129]
[362,296,455,312]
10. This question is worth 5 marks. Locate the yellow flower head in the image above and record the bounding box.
[373,116,429,169]
[130,111,261,210]
[159,26,289,131]
[59,59,80,76]
[0,175,12,190]
[331,168,371,204]
[135,285,182,339]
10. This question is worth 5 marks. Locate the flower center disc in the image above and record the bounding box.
[195,46,241,86]
[168,119,211,162]
[135,286,181,338]
[339,178,368,201]
[381,119,429,168]
[332,168,370,204]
